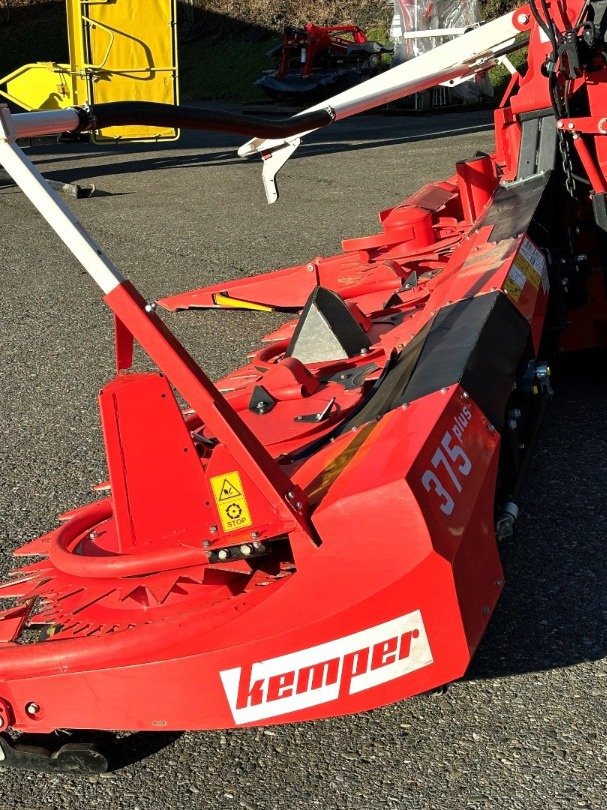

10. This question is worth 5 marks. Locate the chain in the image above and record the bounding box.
[558,129,577,199]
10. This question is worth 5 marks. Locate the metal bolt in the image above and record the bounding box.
[295,502,303,510]
[25,702,39,716]
[517,12,529,24]
[286,491,295,500]
[251,532,259,540]
[240,544,253,557]
[307,263,316,272]
[488,423,495,432]
[360,348,369,355]
[217,549,230,561]
[144,302,157,313]
[202,540,211,548]
[462,391,469,399]
[209,525,218,534]
[567,122,574,130]
[535,363,550,379]
[89,530,99,540]
[0,716,4,729]
[440,387,448,394]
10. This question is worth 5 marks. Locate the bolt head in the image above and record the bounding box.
[217,549,230,561]
[517,13,529,24]
[240,544,253,557]
[25,702,39,716]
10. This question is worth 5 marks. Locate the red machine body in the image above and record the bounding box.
[258,23,390,98]
[0,0,605,750]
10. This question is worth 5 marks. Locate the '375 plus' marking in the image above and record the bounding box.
[421,405,473,516]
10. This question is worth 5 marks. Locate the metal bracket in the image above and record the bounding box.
[261,139,300,204]
[0,734,108,774]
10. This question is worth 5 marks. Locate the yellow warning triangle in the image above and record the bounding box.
[218,479,243,501]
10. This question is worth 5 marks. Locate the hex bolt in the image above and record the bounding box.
[144,302,157,313]
[535,363,551,379]
[240,544,253,557]
[25,702,40,716]
[217,549,230,561]
[209,525,218,534]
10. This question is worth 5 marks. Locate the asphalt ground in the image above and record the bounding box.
[0,110,605,808]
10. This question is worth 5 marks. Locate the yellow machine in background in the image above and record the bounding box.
[0,0,179,143]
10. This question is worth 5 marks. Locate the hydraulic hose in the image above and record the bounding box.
[77,101,334,139]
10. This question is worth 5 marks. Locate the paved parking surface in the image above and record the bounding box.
[0,110,605,808]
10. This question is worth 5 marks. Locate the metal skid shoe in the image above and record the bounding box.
[0,734,108,774]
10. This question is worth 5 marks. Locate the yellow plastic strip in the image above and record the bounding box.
[213,293,273,313]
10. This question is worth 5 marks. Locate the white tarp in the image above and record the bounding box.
[389,0,488,99]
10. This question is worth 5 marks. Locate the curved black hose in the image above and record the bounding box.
[77,101,334,139]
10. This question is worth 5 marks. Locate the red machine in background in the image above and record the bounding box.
[258,23,391,99]
[0,0,605,773]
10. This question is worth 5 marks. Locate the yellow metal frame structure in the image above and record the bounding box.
[0,0,179,143]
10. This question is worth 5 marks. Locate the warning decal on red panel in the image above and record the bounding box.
[210,471,252,532]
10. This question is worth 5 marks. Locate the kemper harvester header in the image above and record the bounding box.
[0,0,605,773]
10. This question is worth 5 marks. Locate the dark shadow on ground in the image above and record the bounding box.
[20,112,494,187]
[13,729,183,772]
[467,350,607,681]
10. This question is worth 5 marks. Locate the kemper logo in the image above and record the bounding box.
[220,610,433,724]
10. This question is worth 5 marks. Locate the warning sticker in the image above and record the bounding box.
[505,263,526,302]
[517,237,550,292]
[506,237,549,303]
[210,471,252,533]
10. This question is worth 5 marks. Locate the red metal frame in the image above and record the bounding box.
[277,23,370,79]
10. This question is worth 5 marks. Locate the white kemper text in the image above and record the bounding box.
[220,611,433,724]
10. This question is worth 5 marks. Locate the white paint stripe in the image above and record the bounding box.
[0,139,124,294]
